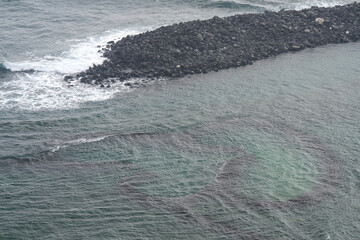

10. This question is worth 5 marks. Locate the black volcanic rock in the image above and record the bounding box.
[68,3,360,85]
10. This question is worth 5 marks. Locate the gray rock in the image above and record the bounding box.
[196,33,204,41]
[315,18,324,24]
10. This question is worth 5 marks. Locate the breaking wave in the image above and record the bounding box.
[0,28,148,111]
[199,0,346,11]
[3,28,141,74]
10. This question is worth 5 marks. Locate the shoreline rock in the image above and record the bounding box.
[66,3,360,86]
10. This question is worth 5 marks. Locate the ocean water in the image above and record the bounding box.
[1,0,359,239]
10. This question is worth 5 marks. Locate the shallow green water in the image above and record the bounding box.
[1,43,359,239]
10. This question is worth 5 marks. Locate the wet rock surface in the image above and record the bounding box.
[68,3,360,85]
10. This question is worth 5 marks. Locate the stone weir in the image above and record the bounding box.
[66,2,360,86]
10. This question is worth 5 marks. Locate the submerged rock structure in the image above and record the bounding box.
[67,3,360,86]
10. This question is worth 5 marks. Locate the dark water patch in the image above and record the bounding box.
[117,168,266,239]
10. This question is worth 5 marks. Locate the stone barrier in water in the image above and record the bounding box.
[65,2,360,86]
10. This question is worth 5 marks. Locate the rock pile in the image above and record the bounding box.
[66,3,360,86]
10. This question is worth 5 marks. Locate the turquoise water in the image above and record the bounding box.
[1,0,360,239]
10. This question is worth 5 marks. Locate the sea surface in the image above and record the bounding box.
[1,0,359,239]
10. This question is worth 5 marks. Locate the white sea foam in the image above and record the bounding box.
[292,0,343,10]
[0,28,149,111]
[0,71,131,111]
[223,0,345,11]
[3,28,141,74]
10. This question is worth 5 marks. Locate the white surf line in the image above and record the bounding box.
[0,27,154,111]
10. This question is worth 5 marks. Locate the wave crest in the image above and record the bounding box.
[3,28,141,74]
[0,27,148,111]
[203,1,266,11]
[0,63,10,73]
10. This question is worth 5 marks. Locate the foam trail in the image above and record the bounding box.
[3,28,141,74]
[50,135,110,153]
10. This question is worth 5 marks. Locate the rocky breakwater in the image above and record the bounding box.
[66,3,360,86]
